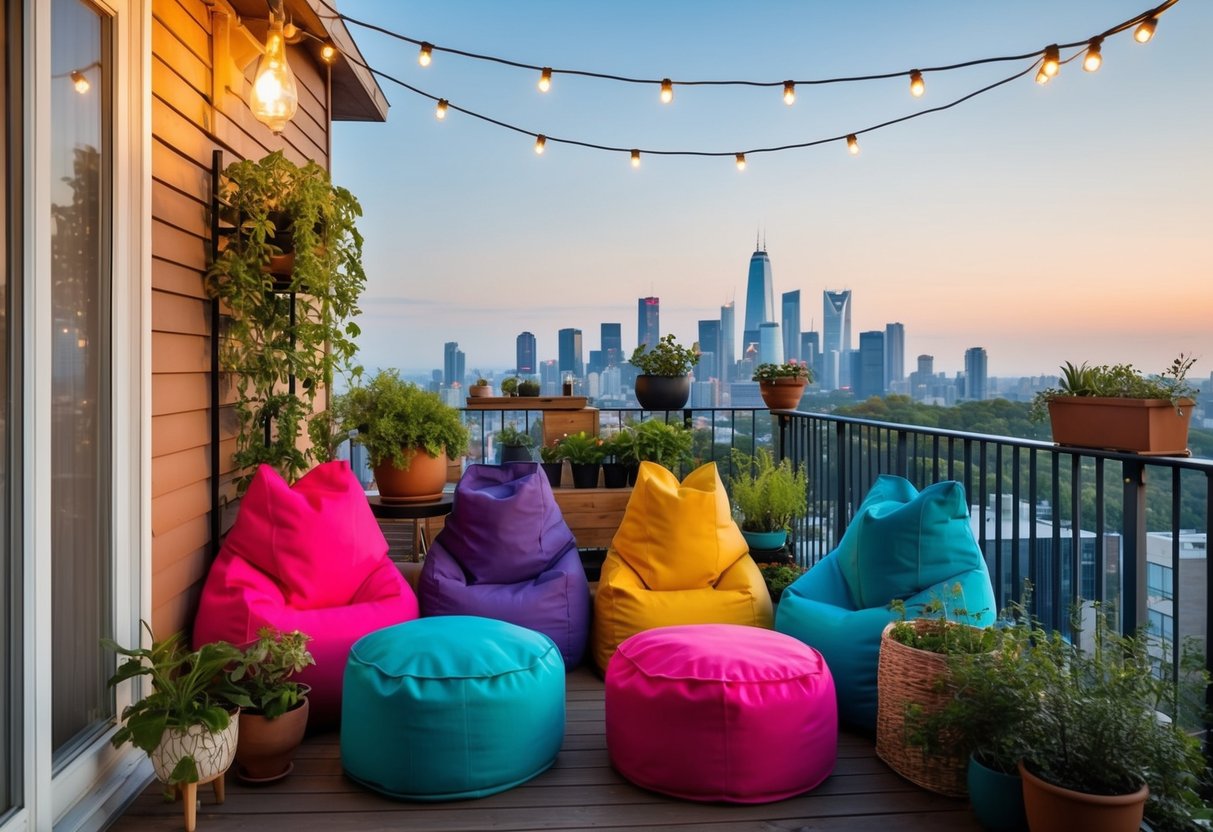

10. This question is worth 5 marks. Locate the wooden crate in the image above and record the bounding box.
[542,409,600,447]
[553,486,631,550]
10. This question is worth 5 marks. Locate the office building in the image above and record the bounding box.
[601,322,622,367]
[885,322,905,384]
[781,290,801,361]
[443,341,464,388]
[822,290,852,390]
[720,302,736,382]
[698,319,722,381]
[965,346,989,401]
[758,321,783,366]
[910,354,935,400]
[857,330,886,400]
[516,331,537,374]
[539,359,560,395]
[558,328,584,378]
[742,245,774,352]
[637,296,660,352]
[801,331,821,384]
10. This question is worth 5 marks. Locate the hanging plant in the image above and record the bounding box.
[207,151,367,494]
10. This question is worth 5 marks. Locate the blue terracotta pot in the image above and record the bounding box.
[741,529,787,553]
[967,754,1026,831]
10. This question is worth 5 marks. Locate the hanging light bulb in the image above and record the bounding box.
[660,78,673,104]
[435,99,448,120]
[70,70,90,94]
[1083,38,1103,72]
[735,153,747,171]
[909,69,925,98]
[250,5,299,134]
[534,134,546,155]
[630,149,641,168]
[1135,15,1157,43]
[1042,44,1060,77]
[320,44,337,63]
[783,81,795,106]
[538,67,552,92]
[846,134,859,155]
[1035,66,1050,85]
[418,42,433,66]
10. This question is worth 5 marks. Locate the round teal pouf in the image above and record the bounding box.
[340,615,566,800]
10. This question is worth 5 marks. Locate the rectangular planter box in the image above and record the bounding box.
[1047,396,1193,455]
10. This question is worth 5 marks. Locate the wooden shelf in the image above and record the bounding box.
[465,396,589,410]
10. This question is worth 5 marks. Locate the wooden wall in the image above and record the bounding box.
[150,0,333,637]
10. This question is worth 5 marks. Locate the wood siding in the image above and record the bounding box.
[150,0,333,637]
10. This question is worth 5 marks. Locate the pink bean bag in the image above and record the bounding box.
[193,461,419,726]
[605,624,837,803]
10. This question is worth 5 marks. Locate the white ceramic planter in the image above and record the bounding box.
[150,717,240,785]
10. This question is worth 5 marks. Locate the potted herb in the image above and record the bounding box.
[333,369,470,503]
[206,151,367,495]
[557,431,605,488]
[226,628,314,784]
[538,443,564,488]
[728,448,807,552]
[599,427,635,488]
[1029,355,1198,455]
[630,334,699,410]
[496,424,535,463]
[756,561,806,604]
[500,376,519,397]
[517,378,541,397]
[632,418,693,476]
[753,361,812,410]
[469,377,492,398]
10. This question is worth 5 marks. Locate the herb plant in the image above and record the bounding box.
[756,562,806,602]
[727,448,808,533]
[753,361,813,383]
[629,334,699,377]
[499,377,519,396]
[632,419,693,471]
[1030,354,1199,420]
[518,379,541,396]
[496,424,535,448]
[557,431,605,464]
[226,628,315,720]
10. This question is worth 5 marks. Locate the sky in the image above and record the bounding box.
[330,0,1213,380]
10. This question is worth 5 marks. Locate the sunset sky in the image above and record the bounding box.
[331,0,1212,379]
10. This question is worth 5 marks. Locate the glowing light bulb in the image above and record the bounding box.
[435,99,448,120]
[538,67,552,92]
[1035,67,1050,85]
[846,134,859,156]
[660,78,673,104]
[909,69,925,98]
[419,42,433,66]
[735,153,746,171]
[250,13,299,134]
[630,149,641,168]
[1083,39,1103,72]
[534,134,546,155]
[70,70,90,94]
[1042,44,1060,77]
[1135,16,1157,43]
[783,81,795,106]
[320,44,337,63]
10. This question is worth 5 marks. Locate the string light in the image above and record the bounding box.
[320,44,337,63]
[735,153,746,171]
[909,69,925,97]
[538,67,552,92]
[1035,67,1050,85]
[1042,44,1061,77]
[783,81,795,105]
[418,42,433,66]
[534,134,546,154]
[435,98,448,119]
[846,134,860,155]
[660,78,674,104]
[1135,15,1158,42]
[630,149,641,168]
[1083,38,1103,72]
[70,70,90,94]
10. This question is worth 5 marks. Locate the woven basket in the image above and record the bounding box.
[874,621,968,797]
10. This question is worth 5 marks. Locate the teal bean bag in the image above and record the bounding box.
[341,616,565,800]
[775,475,995,732]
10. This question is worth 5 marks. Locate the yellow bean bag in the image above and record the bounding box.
[592,461,773,671]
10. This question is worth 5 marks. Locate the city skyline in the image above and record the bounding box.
[333,1,1212,378]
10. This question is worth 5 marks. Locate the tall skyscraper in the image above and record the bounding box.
[443,341,464,388]
[720,302,736,382]
[911,354,935,399]
[801,331,820,384]
[857,330,886,400]
[758,321,783,365]
[516,331,536,374]
[742,245,774,352]
[965,347,989,401]
[558,328,584,378]
[698,319,722,381]
[637,296,660,352]
[885,322,905,384]
[822,290,852,390]
[601,322,622,367]
[781,290,801,361]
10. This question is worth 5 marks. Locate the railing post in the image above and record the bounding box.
[777,413,789,463]
[895,431,908,479]
[834,420,848,549]
[1121,460,1147,635]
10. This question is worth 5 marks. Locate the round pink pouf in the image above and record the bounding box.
[605,623,837,803]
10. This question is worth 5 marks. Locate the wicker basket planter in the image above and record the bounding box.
[875,621,970,797]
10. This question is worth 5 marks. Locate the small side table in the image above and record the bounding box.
[368,494,454,561]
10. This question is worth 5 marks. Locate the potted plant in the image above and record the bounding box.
[538,443,563,488]
[1029,355,1198,455]
[518,378,541,397]
[753,361,812,410]
[756,561,806,604]
[728,448,807,553]
[333,369,470,503]
[469,377,493,398]
[206,151,367,495]
[631,418,693,477]
[226,628,315,784]
[496,424,535,463]
[630,334,699,410]
[103,624,244,823]
[599,427,635,488]
[500,376,519,397]
[557,431,605,488]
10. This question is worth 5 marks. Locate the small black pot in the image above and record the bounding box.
[634,375,690,411]
[602,462,628,488]
[499,445,533,463]
[540,461,563,489]
[570,462,600,488]
[625,463,640,486]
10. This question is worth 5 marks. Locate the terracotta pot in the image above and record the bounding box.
[759,378,807,410]
[468,385,492,398]
[634,375,690,411]
[1047,397,1193,455]
[236,699,309,784]
[150,713,239,786]
[374,449,448,503]
[1019,761,1147,832]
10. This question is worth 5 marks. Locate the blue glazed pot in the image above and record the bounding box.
[967,754,1026,831]
[741,529,787,553]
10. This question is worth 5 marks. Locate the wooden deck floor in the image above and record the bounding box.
[110,667,981,832]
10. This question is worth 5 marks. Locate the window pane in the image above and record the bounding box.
[1,0,17,815]
[50,0,112,759]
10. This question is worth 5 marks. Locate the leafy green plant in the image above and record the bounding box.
[633,419,693,471]
[756,562,806,602]
[332,369,470,469]
[474,377,489,387]
[556,431,605,464]
[226,628,314,720]
[517,379,541,396]
[727,448,808,533]
[888,587,994,655]
[496,424,535,448]
[206,151,367,495]
[753,361,813,383]
[629,333,699,377]
[103,623,244,786]
[1030,354,1199,421]
[599,426,636,463]
[499,376,519,396]
[539,443,562,464]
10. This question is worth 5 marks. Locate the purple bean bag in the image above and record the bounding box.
[418,463,590,667]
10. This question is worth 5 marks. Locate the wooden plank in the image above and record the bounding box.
[152,291,210,337]
[151,513,211,569]
[152,216,207,272]
[151,445,209,498]
[151,479,210,537]
[152,53,211,130]
[151,0,209,67]
[151,542,210,605]
[151,175,207,238]
[152,331,210,374]
[151,138,209,202]
[151,15,209,98]
[152,255,207,300]
[466,397,589,411]
[151,582,202,642]
[153,372,208,416]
